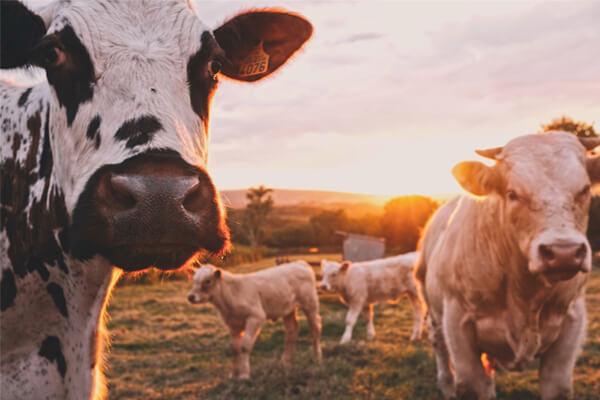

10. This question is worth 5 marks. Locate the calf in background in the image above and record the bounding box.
[320,252,424,344]
[187,262,322,380]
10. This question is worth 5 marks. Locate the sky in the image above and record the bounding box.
[14,0,600,196]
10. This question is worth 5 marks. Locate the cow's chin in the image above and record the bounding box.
[529,262,584,285]
[106,245,199,271]
[541,268,582,283]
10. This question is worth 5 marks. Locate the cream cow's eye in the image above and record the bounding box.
[507,190,519,201]
[577,185,591,200]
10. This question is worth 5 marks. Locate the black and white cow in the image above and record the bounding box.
[0,1,311,398]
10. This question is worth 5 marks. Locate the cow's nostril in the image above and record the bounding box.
[539,244,555,261]
[108,174,137,211]
[187,294,195,303]
[575,244,587,261]
[182,181,208,213]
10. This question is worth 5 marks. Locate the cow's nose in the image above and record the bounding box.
[187,294,196,303]
[538,242,587,271]
[107,173,202,217]
[71,154,230,271]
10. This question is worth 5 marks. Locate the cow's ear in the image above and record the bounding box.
[213,268,222,279]
[1,1,47,69]
[587,155,600,184]
[452,161,498,196]
[340,262,350,273]
[214,10,312,82]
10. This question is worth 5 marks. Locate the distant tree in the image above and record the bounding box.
[541,116,600,251]
[540,115,597,138]
[242,185,274,247]
[381,195,439,253]
[309,209,349,246]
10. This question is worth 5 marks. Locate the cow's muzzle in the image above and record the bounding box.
[534,239,591,281]
[70,150,230,271]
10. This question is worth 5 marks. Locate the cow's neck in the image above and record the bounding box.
[1,81,120,399]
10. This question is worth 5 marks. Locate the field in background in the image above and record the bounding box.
[105,257,600,399]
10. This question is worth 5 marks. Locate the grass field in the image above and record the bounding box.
[105,256,600,399]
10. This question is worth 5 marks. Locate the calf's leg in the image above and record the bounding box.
[539,297,586,400]
[303,307,322,361]
[282,309,299,364]
[237,316,265,380]
[363,303,375,341]
[230,330,244,379]
[341,300,363,344]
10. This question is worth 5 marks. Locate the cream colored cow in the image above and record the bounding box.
[416,131,600,400]
[320,252,424,344]
[187,262,322,380]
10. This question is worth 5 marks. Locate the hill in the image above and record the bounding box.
[219,188,392,209]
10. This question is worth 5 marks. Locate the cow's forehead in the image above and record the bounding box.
[46,0,209,61]
[322,262,340,273]
[501,132,588,191]
[194,265,215,280]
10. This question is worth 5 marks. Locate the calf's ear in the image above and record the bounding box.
[452,161,498,196]
[1,1,47,69]
[214,10,312,82]
[340,262,350,273]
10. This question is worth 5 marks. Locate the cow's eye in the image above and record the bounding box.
[209,60,222,78]
[507,190,519,201]
[578,185,591,200]
[35,44,66,69]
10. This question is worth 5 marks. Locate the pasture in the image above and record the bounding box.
[105,256,600,399]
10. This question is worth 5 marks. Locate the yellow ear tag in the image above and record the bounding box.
[238,42,270,77]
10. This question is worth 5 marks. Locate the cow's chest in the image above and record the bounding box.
[474,306,565,371]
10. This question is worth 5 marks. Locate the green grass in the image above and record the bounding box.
[104,260,600,399]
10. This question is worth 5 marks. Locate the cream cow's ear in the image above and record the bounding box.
[340,262,351,273]
[452,161,499,196]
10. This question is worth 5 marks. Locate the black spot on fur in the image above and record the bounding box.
[187,31,219,126]
[1,109,69,279]
[27,255,49,281]
[17,88,32,107]
[86,115,100,140]
[30,25,95,125]
[114,115,162,148]
[39,108,52,178]
[86,115,101,149]
[46,283,68,317]
[0,269,17,311]
[0,1,46,68]
[38,336,67,377]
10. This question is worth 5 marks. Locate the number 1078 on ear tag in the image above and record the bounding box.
[239,45,270,77]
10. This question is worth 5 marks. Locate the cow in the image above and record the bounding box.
[187,262,322,380]
[320,252,425,344]
[0,1,312,398]
[415,131,600,399]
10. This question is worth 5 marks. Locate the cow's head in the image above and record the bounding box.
[187,264,221,303]
[452,131,600,283]
[1,1,311,271]
[319,260,350,291]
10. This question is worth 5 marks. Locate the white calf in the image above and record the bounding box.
[188,262,322,380]
[320,252,424,344]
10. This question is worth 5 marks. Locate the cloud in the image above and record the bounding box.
[334,32,385,45]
